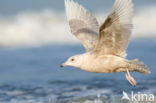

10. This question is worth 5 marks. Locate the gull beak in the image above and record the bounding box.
[60,63,66,68]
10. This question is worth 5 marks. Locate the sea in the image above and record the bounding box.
[0,0,156,103]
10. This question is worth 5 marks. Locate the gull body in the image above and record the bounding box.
[63,52,147,74]
[64,53,128,73]
[61,0,150,86]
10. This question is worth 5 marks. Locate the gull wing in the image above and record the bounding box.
[93,0,133,57]
[65,0,99,52]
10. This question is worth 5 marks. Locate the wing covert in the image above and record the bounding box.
[93,0,134,57]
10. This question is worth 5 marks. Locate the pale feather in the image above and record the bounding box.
[65,0,99,52]
[93,0,134,57]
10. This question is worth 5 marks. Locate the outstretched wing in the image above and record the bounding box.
[93,0,133,57]
[65,0,99,52]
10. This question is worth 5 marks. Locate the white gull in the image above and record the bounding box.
[61,0,150,86]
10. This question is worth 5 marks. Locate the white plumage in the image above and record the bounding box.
[65,0,99,32]
[62,0,150,87]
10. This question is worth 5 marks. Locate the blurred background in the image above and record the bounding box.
[0,0,156,103]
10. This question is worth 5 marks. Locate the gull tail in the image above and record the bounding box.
[129,59,150,75]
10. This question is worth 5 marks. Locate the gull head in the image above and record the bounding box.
[60,54,84,68]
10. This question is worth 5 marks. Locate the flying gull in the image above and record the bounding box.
[61,0,150,86]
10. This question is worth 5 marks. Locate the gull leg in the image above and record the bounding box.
[125,69,137,86]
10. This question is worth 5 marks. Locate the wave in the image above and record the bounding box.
[0,6,156,47]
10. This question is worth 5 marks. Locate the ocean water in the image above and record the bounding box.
[0,0,156,103]
[0,39,156,103]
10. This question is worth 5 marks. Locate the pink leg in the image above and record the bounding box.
[125,69,137,86]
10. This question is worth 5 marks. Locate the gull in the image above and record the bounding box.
[61,0,150,86]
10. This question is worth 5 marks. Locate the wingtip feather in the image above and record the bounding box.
[64,0,99,31]
[112,0,134,24]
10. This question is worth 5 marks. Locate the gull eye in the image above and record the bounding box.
[71,58,74,61]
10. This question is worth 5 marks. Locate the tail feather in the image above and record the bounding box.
[129,59,150,75]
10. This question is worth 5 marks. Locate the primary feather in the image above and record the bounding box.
[65,0,99,52]
[93,0,134,57]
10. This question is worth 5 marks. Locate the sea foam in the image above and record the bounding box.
[0,6,155,47]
